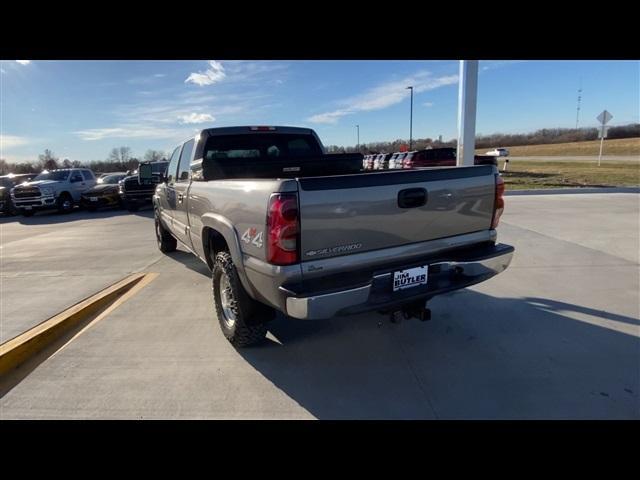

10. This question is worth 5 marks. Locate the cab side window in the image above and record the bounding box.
[177,139,195,182]
[70,171,83,182]
[166,146,182,184]
[81,170,94,181]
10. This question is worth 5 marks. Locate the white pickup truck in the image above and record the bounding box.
[11,168,97,216]
[485,148,510,157]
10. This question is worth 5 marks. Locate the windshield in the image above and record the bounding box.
[100,174,126,184]
[33,171,70,182]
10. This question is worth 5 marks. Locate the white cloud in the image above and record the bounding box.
[308,71,457,124]
[308,110,352,124]
[154,73,166,78]
[185,60,226,86]
[1,134,29,150]
[74,126,190,141]
[16,60,31,65]
[423,102,434,107]
[179,113,215,124]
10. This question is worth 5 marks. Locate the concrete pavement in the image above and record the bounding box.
[1,194,638,419]
[0,207,162,343]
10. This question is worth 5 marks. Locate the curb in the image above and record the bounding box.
[0,273,149,377]
[505,187,640,196]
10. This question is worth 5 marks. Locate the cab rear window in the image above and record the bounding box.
[203,134,322,161]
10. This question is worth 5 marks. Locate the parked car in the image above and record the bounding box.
[119,161,169,212]
[402,148,498,168]
[80,173,128,211]
[97,171,127,183]
[374,153,393,170]
[11,168,97,216]
[0,174,37,215]
[387,152,404,169]
[486,148,509,157]
[390,152,407,169]
[365,154,377,170]
[152,126,512,347]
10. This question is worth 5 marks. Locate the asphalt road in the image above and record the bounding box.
[509,155,639,162]
[1,194,638,419]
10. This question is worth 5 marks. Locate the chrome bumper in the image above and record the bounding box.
[283,244,514,320]
[12,196,55,207]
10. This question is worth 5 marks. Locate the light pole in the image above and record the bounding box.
[456,60,479,166]
[406,86,414,151]
[356,124,360,151]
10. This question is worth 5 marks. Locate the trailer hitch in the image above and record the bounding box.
[389,301,432,324]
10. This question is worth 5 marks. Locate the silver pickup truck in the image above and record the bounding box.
[151,126,513,347]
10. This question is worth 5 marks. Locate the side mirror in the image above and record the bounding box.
[138,163,153,184]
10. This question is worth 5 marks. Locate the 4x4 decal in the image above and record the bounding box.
[241,227,264,248]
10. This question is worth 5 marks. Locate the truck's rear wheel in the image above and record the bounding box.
[212,251,269,347]
[155,213,177,253]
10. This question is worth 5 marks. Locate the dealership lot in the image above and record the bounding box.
[1,193,638,419]
[0,209,163,343]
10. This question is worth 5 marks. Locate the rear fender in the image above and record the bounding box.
[200,213,256,298]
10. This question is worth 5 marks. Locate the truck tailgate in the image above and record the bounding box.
[297,165,497,261]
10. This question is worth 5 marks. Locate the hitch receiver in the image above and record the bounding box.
[389,301,432,323]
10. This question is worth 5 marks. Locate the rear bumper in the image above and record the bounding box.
[281,243,514,319]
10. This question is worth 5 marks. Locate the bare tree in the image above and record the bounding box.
[62,158,73,168]
[144,149,167,163]
[38,149,59,171]
[108,146,132,164]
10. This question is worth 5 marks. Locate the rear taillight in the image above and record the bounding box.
[491,175,505,229]
[267,193,299,265]
[403,159,413,169]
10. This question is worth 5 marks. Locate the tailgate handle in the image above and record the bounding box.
[398,188,427,208]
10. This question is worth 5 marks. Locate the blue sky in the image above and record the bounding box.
[1,60,638,162]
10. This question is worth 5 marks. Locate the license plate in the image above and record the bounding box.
[25,206,33,210]
[393,265,428,292]
[90,197,98,202]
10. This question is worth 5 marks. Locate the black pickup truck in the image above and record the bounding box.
[119,161,169,211]
[0,173,37,215]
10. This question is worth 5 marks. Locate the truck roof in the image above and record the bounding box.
[200,126,317,136]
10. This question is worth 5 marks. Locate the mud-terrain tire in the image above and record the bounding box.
[212,251,271,347]
[154,212,177,253]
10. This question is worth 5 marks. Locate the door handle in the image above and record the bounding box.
[398,188,427,208]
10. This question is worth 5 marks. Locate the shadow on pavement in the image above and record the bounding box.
[0,207,153,225]
[237,290,639,419]
[163,250,211,277]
